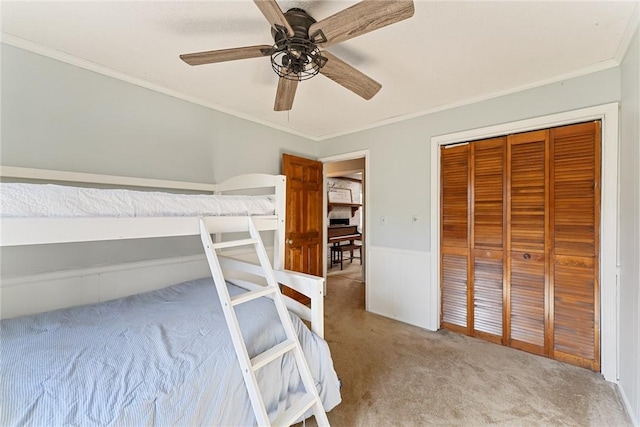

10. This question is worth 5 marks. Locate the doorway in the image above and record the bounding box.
[327,171,363,281]
[321,151,369,301]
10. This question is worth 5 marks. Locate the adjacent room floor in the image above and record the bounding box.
[312,267,631,426]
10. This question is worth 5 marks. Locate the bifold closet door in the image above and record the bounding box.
[506,130,549,356]
[440,122,600,371]
[440,144,470,333]
[550,121,600,370]
[440,138,506,338]
[471,138,506,343]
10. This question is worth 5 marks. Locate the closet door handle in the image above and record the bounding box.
[286,239,293,245]
[523,253,531,260]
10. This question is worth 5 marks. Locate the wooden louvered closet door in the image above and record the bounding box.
[440,144,470,333]
[440,122,601,371]
[506,130,550,356]
[471,138,506,343]
[550,122,600,371]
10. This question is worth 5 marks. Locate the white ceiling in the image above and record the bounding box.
[2,1,638,140]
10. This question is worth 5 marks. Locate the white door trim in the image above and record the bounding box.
[430,103,619,382]
[320,150,370,305]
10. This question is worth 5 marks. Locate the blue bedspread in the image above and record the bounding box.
[0,278,341,426]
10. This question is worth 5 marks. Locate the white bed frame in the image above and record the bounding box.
[0,166,325,337]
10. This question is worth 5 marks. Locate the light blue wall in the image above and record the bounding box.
[1,44,317,182]
[619,26,640,427]
[0,45,316,276]
[210,116,317,182]
[1,44,216,182]
[318,68,621,251]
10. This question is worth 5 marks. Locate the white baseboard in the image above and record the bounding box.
[367,246,433,330]
[618,382,640,427]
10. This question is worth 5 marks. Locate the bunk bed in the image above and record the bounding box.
[0,166,341,426]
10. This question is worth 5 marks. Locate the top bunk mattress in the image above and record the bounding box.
[0,183,275,218]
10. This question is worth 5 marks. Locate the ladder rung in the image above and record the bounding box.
[272,393,318,427]
[211,238,258,250]
[251,339,296,371]
[230,287,277,306]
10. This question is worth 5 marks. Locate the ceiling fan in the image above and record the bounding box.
[179,0,415,111]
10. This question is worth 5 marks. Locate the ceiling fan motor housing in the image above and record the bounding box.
[270,8,326,80]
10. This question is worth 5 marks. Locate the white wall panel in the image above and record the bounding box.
[1,275,101,319]
[1,256,209,319]
[368,246,432,330]
[99,257,210,302]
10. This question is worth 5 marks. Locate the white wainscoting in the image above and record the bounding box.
[367,246,434,330]
[0,245,272,320]
[0,255,211,319]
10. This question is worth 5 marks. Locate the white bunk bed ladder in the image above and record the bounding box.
[199,218,330,427]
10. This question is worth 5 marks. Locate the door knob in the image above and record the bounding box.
[286,239,293,245]
[523,253,531,260]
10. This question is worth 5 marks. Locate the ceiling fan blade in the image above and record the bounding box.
[180,45,272,66]
[274,72,299,111]
[309,0,414,47]
[253,0,294,37]
[319,51,381,100]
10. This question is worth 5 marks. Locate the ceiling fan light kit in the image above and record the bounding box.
[179,0,415,111]
[268,8,326,81]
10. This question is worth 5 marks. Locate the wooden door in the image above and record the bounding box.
[282,154,323,304]
[441,138,507,341]
[440,144,470,333]
[440,122,601,371]
[506,130,549,356]
[471,138,506,343]
[550,122,600,370]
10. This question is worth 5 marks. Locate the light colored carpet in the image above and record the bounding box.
[306,273,631,426]
[326,257,363,282]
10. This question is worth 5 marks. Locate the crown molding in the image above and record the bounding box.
[614,3,639,65]
[0,34,320,142]
[1,33,623,143]
[317,58,620,141]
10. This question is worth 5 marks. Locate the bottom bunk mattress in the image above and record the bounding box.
[0,278,341,426]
